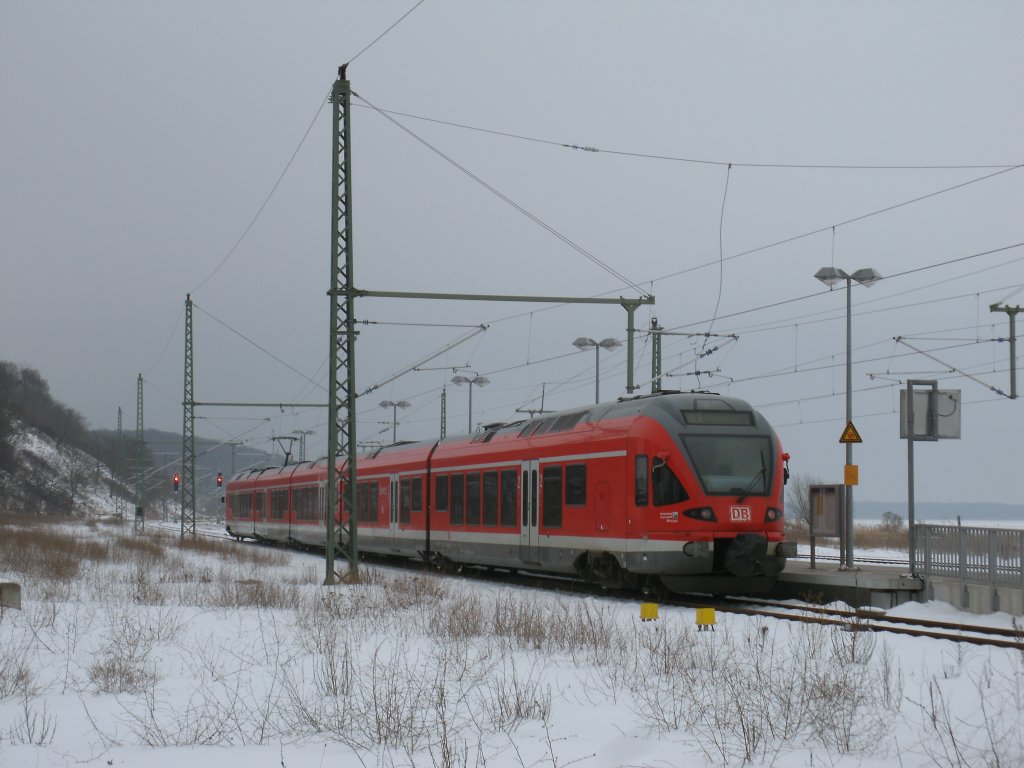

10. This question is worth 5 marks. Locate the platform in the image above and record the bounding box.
[769,560,924,610]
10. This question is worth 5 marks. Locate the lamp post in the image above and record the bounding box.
[814,266,883,569]
[379,400,410,443]
[573,337,622,404]
[450,375,489,433]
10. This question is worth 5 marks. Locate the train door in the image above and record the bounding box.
[519,460,540,564]
[388,474,400,550]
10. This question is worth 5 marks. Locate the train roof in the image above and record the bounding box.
[368,390,768,455]
[225,392,775,484]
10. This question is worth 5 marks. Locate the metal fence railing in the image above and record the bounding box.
[913,524,1024,588]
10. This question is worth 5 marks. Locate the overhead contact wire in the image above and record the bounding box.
[355,92,650,298]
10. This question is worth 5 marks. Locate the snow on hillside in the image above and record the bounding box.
[4,425,119,517]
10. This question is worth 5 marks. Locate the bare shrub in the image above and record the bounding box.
[381,572,448,610]
[429,592,487,640]
[115,533,167,562]
[206,575,293,610]
[175,535,290,568]
[0,631,34,699]
[625,619,704,732]
[0,523,108,580]
[479,657,552,730]
[313,634,355,699]
[854,521,909,551]
[286,563,322,586]
[87,652,159,695]
[295,592,345,655]
[550,600,623,662]
[909,655,1024,768]
[829,619,877,666]
[491,592,547,649]
[86,606,164,695]
[124,561,165,606]
[913,679,972,767]
[120,681,266,747]
[620,615,900,761]
[6,694,57,746]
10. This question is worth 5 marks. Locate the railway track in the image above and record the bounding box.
[669,595,1024,651]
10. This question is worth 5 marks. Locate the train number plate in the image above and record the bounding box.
[729,506,752,522]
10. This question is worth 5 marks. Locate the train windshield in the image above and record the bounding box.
[682,435,773,496]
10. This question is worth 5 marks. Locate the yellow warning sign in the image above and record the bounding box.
[839,421,862,444]
[844,464,859,486]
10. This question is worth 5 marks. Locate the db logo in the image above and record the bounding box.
[729,506,752,522]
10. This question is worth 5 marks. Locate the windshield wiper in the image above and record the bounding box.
[733,451,767,502]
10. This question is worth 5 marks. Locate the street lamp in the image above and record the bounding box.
[814,266,883,569]
[379,400,410,443]
[573,337,622,404]
[450,374,489,433]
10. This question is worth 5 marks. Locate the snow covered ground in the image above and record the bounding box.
[1,520,1021,768]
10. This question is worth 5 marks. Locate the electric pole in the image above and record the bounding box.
[990,303,1020,399]
[181,294,197,536]
[326,64,359,584]
[134,374,145,531]
[116,407,125,524]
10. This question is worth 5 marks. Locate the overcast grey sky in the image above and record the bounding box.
[2,1,1022,504]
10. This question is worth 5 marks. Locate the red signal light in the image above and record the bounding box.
[172,473,180,492]
[216,472,223,488]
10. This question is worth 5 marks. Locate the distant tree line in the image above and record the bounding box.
[0,362,91,466]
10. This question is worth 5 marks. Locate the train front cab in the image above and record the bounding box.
[622,397,794,593]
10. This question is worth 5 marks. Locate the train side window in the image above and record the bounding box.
[255,492,266,521]
[542,465,562,528]
[400,478,412,524]
[531,469,538,526]
[500,469,517,527]
[635,455,649,506]
[369,482,379,523]
[358,482,376,523]
[466,472,481,526]
[450,474,464,525]
[274,490,289,521]
[435,475,449,511]
[652,460,689,506]
[482,471,499,526]
[521,471,528,525]
[565,464,586,506]
[411,477,422,513]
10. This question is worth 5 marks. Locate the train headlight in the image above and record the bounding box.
[683,507,716,522]
[765,507,783,523]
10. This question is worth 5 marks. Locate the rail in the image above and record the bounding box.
[913,523,1024,588]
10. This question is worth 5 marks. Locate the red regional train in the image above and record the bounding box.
[225,391,794,594]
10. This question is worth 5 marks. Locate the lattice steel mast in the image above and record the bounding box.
[181,294,197,536]
[116,407,125,524]
[326,65,359,584]
[134,374,145,531]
